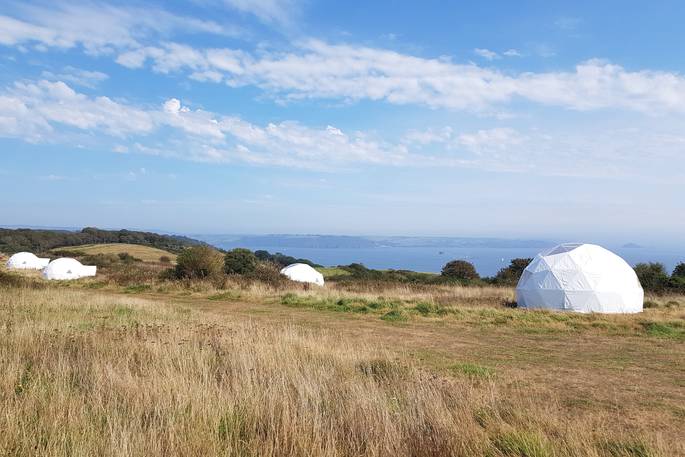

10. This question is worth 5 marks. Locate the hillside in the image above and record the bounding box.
[54,243,177,263]
[0,227,206,255]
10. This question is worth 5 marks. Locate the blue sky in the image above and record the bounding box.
[0,0,683,245]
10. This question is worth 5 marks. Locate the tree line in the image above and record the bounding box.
[0,227,205,254]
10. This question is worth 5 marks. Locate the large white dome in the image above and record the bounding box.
[6,252,50,270]
[516,243,643,314]
[280,263,324,286]
[43,258,97,281]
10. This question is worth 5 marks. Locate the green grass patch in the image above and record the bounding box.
[640,321,685,339]
[281,293,399,314]
[207,291,242,301]
[600,439,653,457]
[448,362,495,379]
[316,267,352,279]
[492,430,553,457]
[380,309,407,322]
[123,284,151,294]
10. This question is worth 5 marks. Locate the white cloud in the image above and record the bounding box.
[108,40,685,115]
[0,2,237,54]
[41,66,108,88]
[0,80,154,141]
[221,0,298,26]
[503,49,522,57]
[2,4,684,116]
[1,79,683,178]
[474,48,499,60]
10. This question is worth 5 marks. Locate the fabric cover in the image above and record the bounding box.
[280,263,325,286]
[43,258,97,280]
[516,243,643,313]
[6,252,50,270]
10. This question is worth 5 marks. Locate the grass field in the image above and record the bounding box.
[53,243,177,263]
[0,265,683,456]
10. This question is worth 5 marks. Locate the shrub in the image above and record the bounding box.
[159,255,171,264]
[118,252,141,264]
[493,258,532,285]
[175,246,224,280]
[224,248,258,275]
[249,262,288,288]
[633,263,670,293]
[441,260,480,281]
[672,262,685,278]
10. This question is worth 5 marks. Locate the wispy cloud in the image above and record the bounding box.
[1,5,684,116]
[555,16,582,31]
[0,1,239,54]
[473,48,499,60]
[1,79,682,179]
[220,0,299,26]
[41,66,108,88]
[502,48,522,57]
[110,40,685,115]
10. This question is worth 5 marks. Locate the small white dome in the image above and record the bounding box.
[516,243,643,313]
[6,252,50,270]
[280,263,324,286]
[43,258,97,281]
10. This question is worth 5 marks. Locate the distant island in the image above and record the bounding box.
[622,243,644,249]
[193,234,552,250]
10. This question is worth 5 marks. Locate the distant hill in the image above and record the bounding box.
[0,227,206,255]
[54,243,178,263]
[195,234,550,250]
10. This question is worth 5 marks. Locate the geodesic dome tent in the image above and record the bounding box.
[6,252,50,270]
[280,263,325,286]
[43,258,97,281]
[516,243,643,313]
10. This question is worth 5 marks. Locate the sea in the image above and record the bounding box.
[206,242,685,277]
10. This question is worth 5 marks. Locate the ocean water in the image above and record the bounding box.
[211,243,685,277]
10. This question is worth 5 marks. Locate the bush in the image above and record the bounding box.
[493,258,532,285]
[118,252,141,264]
[249,262,288,288]
[673,262,685,279]
[441,260,480,281]
[175,246,224,280]
[634,262,670,293]
[159,255,171,264]
[224,248,259,275]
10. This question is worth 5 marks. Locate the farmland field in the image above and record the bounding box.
[52,243,177,263]
[1,263,683,457]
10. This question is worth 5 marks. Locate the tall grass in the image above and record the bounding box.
[0,287,677,456]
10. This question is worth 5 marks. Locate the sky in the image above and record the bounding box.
[0,0,683,245]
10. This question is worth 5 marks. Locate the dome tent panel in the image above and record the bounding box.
[280,263,324,286]
[6,252,50,270]
[515,243,643,314]
[43,258,97,281]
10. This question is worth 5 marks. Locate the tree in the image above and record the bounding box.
[672,262,685,278]
[633,262,669,293]
[175,246,224,279]
[441,260,480,281]
[494,258,532,285]
[224,248,259,275]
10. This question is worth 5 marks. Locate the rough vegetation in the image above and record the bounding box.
[1,285,682,456]
[0,242,684,456]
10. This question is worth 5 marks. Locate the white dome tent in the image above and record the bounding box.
[280,263,325,286]
[6,252,50,270]
[43,258,97,281]
[516,243,643,314]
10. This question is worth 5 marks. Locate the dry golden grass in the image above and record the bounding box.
[1,285,683,456]
[53,243,177,263]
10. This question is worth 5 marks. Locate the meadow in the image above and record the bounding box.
[0,248,683,456]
